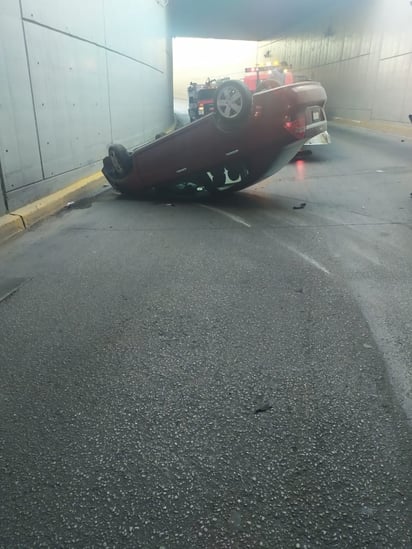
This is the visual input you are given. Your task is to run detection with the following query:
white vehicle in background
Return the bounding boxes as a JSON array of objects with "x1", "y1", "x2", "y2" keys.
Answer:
[
  {"x1": 305, "y1": 128, "x2": 331, "y2": 146},
  {"x1": 295, "y1": 128, "x2": 331, "y2": 158}
]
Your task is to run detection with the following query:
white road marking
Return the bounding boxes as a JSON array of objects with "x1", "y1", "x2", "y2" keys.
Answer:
[
  {"x1": 281, "y1": 242, "x2": 331, "y2": 275},
  {"x1": 200, "y1": 204, "x2": 251, "y2": 228}
]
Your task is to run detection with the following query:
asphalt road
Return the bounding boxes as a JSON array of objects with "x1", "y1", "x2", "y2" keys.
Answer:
[{"x1": 1, "y1": 123, "x2": 412, "y2": 548}]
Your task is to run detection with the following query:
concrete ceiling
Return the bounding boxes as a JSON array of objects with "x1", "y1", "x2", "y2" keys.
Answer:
[{"x1": 169, "y1": 0, "x2": 349, "y2": 41}]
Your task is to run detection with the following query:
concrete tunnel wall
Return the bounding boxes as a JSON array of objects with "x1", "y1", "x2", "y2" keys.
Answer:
[
  {"x1": 0, "y1": 0, "x2": 174, "y2": 214},
  {"x1": 257, "y1": 0, "x2": 412, "y2": 125}
]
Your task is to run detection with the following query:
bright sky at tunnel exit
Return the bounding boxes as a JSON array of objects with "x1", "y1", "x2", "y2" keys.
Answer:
[{"x1": 173, "y1": 37, "x2": 258, "y2": 98}]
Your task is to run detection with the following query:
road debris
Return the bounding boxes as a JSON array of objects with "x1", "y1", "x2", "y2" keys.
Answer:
[{"x1": 254, "y1": 403, "x2": 273, "y2": 414}]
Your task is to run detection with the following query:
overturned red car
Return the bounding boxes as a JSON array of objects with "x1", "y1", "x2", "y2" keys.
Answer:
[{"x1": 102, "y1": 79, "x2": 328, "y2": 196}]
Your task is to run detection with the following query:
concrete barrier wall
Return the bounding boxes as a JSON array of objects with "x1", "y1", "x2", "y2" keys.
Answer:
[
  {"x1": 257, "y1": 0, "x2": 412, "y2": 125},
  {"x1": 0, "y1": 0, "x2": 173, "y2": 211}
]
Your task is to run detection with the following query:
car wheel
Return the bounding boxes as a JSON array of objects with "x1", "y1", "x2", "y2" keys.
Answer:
[
  {"x1": 214, "y1": 80, "x2": 252, "y2": 125},
  {"x1": 108, "y1": 144, "x2": 132, "y2": 177}
]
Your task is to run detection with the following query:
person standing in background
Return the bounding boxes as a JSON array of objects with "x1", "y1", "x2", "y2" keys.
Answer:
[
  {"x1": 284, "y1": 64, "x2": 294, "y2": 85},
  {"x1": 274, "y1": 61, "x2": 287, "y2": 84},
  {"x1": 275, "y1": 61, "x2": 294, "y2": 85}
]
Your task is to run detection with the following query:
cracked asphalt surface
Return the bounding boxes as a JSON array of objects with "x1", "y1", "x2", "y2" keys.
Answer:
[{"x1": 1, "y1": 123, "x2": 412, "y2": 547}]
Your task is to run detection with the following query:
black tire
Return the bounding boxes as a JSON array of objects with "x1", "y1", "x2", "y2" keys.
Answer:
[
  {"x1": 108, "y1": 144, "x2": 132, "y2": 177},
  {"x1": 214, "y1": 80, "x2": 252, "y2": 125}
]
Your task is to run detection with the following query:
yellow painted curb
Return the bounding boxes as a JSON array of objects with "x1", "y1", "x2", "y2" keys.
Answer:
[
  {"x1": 12, "y1": 172, "x2": 105, "y2": 229},
  {"x1": 0, "y1": 214, "x2": 25, "y2": 245},
  {"x1": 332, "y1": 117, "x2": 412, "y2": 139}
]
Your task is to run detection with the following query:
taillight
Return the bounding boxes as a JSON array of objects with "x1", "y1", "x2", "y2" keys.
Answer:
[{"x1": 283, "y1": 114, "x2": 306, "y2": 139}]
